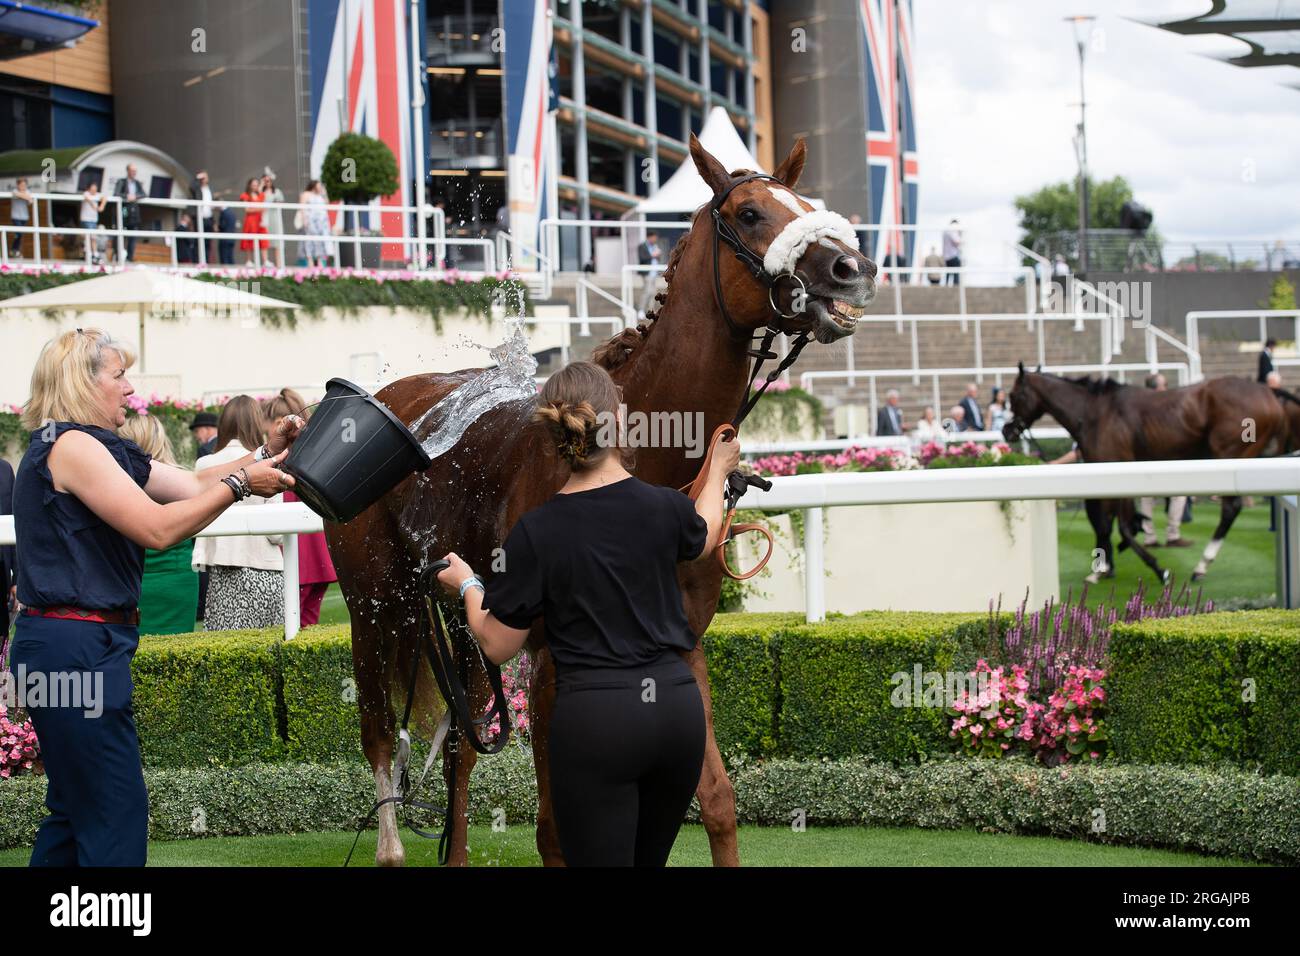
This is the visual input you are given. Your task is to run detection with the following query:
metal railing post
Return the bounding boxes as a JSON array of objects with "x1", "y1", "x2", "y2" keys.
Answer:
[
  {"x1": 283, "y1": 532, "x2": 301, "y2": 639},
  {"x1": 803, "y1": 507, "x2": 825, "y2": 623}
]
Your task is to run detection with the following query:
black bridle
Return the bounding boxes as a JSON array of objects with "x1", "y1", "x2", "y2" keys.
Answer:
[{"x1": 707, "y1": 172, "x2": 815, "y2": 431}]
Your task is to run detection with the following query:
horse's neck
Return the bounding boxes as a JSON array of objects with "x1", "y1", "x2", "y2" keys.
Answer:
[
  {"x1": 1034, "y1": 375, "x2": 1089, "y2": 438},
  {"x1": 616, "y1": 234, "x2": 752, "y2": 487}
]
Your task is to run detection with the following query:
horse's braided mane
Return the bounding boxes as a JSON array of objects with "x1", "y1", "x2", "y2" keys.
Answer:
[{"x1": 592, "y1": 208, "x2": 702, "y2": 371}]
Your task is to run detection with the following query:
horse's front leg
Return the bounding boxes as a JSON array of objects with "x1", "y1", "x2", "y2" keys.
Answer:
[{"x1": 681, "y1": 642, "x2": 739, "y2": 867}]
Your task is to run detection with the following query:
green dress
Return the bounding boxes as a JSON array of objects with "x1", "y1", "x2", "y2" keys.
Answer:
[{"x1": 138, "y1": 539, "x2": 199, "y2": 635}]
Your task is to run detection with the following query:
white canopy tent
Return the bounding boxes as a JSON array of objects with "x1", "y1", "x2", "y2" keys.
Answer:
[{"x1": 631, "y1": 106, "x2": 825, "y2": 217}]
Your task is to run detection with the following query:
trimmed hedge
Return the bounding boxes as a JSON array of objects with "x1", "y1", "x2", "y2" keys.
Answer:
[
  {"x1": 23, "y1": 608, "x2": 1300, "y2": 771},
  {"x1": 1108, "y1": 610, "x2": 1300, "y2": 773},
  {"x1": 1, "y1": 753, "x2": 1293, "y2": 863},
  {"x1": 132, "y1": 629, "x2": 284, "y2": 768},
  {"x1": 777, "y1": 612, "x2": 989, "y2": 762},
  {"x1": 278, "y1": 625, "x2": 368, "y2": 763}
]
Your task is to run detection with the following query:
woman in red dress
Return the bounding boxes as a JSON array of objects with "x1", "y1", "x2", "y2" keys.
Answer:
[{"x1": 239, "y1": 176, "x2": 269, "y2": 264}]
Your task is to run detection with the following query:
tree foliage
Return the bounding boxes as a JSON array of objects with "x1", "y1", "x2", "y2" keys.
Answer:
[{"x1": 320, "y1": 132, "x2": 399, "y2": 205}]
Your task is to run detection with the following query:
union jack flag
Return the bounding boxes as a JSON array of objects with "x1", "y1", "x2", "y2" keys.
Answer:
[{"x1": 861, "y1": 0, "x2": 919, "y2": 265}]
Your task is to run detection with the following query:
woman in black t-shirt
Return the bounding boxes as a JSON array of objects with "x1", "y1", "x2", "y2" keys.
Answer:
[{"x1": 436, "y1": 361, "x2": 738, "y2": 866}]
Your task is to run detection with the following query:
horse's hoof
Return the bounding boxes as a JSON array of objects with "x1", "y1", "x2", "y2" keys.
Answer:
[
  {"x1": 1190, "y1": 572, "x2": 1206, "y2": 583},
  {"x1": 376, "y1": 842, "x2": 406, "y2": 867}
]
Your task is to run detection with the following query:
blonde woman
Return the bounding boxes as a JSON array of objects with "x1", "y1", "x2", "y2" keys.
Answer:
[
  {"x1": 118, "y1": 415, "x2": 199, "y2": 635},
  {"x1": 9, "y1": 328, "x2": 301, "y2": 866},
  {"x1": 193, "y1": 395, "x2": 286, "y2": 631}
]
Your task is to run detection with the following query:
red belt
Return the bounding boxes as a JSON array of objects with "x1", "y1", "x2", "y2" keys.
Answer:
[{"x1": 23, "y1": 605, "x2": 140, "y2": 626}]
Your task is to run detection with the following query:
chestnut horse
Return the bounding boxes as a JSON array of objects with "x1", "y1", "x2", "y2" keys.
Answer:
[
  {"x1": 325, "y1": 135, "x2": 875, "y2": 866},
  {"x1": 1003, "y1": 365, "x2": 1290, "y2": 583}
]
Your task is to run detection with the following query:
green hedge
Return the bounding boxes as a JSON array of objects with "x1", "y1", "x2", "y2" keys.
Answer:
[
  {"x1": 777, "y1": 612, "x2": 989, "y2": 762},
  {"x1": 132, "y1": 629, "x2": 285, "y2": 768},
  {"x1": 2, "y1": 753, "x2": 1293, "y2": 863},
  {"x1": 21, "y1": 608, "x2": 1300, "y2": 772},
  {"x1": 1108, "y1": 610, "x2": 1300, "y2": 773}
]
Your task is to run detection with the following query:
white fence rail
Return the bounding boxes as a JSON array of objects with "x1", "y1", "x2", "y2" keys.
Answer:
[{"x1": 3, "y1": 459, "x2": 1297, "y2": 633}]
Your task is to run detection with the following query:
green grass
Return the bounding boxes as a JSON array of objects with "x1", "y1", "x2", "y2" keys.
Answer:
[
  {"x1": 0, "y1": 825, "x2": 1262, "y2": 867},
  {"x1": 1057, "y1": 499, "x2": 1278, "y2": 610},
  {"x1": 316, "y1": 582, "x2": 351, "y2": 627}
]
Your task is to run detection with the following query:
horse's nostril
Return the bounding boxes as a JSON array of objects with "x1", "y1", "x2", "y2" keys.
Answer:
[{"x1": 832, "y1": 255, "x2": 860, "y2": 282}]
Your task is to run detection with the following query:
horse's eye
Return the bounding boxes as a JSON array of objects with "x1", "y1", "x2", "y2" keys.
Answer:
[{"x1": 738, "y1": 208, "x2": 758, "y2": 226}]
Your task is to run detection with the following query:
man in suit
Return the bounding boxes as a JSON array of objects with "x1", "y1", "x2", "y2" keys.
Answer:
[
  {"x1": 114, "y1": 163, "x2": 145, "y2": 261},
  {"x1": 0, "y1": 459, "x2": 15, "y2": 637},
  {"x1": 637, "y1": 230, "x2": 664, "y2": 316},
  {"x1": 216, "y1": 205, "x2": 237, "y2": 265},
  {"x1": 959, "y1": 382, "x2": 985, "y2": 431},
  {"x1": 1258, "y1": 338, "x2": 1277, "y2": 383},
  {"x1": 876, "y1": 389, "x2": 904, "y2": 436}
]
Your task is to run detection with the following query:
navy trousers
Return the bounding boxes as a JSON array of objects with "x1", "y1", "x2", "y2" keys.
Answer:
[{"x1": 8, "y1": 615, "x2": 148, "y2": 866}]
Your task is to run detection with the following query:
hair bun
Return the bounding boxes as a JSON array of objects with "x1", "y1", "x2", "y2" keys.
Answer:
[{"x1": 536, "y1": 398, "x2": 598, "y2": 466}]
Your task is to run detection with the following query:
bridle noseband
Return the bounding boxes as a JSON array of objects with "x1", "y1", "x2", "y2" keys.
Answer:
[
  {"x1": 707, "y1": 172, "x2": 816, "y2": 431},
  {"x1": 709, "y1": 172, "x2": 806, "y2": 340}
]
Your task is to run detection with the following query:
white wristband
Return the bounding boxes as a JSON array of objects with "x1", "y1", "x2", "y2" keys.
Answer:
[
  {"x1": 459, "y1": 575, "x2": 484, "y2": 600},
  {"x1": 253, "y1": 444, "x2": 269, "y2": 462}
]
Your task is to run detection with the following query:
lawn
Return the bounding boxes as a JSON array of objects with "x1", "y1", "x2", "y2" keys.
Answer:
[
  {"x1": 1056, "y1": 498, "x2": 1278, "y2": 610},
  {"x1": 0, "y1": 825, "x2": 1262, "y2": 867}
]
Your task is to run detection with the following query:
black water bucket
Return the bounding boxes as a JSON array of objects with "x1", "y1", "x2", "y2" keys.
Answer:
[{"x1": 283, "y1": 378, "x2": 431, "y2": 523}]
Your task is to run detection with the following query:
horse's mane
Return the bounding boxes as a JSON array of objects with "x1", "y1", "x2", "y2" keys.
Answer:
[
  {"x1": 1062, "y1": 373, "x2": 1124, "y2": 396},
  {"x1": 592, "y1": 207, "x2": 702, "y2": 371}
]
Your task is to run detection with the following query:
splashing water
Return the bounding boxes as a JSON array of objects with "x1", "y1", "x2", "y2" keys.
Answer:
[{"x1": 409, "y1": 318, "x2": 538, "y2": 461}]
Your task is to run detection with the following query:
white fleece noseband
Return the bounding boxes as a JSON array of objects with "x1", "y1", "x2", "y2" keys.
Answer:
[{"x1": 762, "y1": 202, "x2": 860, "y2": 277}]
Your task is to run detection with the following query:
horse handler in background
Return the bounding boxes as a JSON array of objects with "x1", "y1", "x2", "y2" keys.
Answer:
[
  {"x1": 8, "y1": 328, "x2": 303, "y2": 866},
  {"x1": 436, "y1": 361, "x2": 737, "y2": 866}
]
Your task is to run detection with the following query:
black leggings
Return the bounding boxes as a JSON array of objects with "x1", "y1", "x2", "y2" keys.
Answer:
[{"x1": 549, "y1": 648, "x2": 706, "y2": 866}]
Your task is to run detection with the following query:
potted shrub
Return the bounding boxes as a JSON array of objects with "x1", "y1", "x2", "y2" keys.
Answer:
[{"x1": 320, "y1": 132, "x2": 399, "y2": 270}]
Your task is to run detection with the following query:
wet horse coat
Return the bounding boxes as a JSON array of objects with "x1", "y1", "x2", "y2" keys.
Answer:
[{"x1": 326, "y1": 135, "x2": 875, "y2": 866}]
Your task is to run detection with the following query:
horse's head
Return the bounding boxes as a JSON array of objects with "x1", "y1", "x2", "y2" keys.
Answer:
[
  {"x1": 1003, "y1": 361, "x2": 1046, "y2": 442},
  {"x1": 689, "y1": 135, "x2": 875, "y2": 344}
]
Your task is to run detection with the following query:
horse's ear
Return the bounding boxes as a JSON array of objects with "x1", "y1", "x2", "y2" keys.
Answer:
[
  {"x1": 773, "y1": 137, "x2": 807, "y2": 190},
  {"x1": 689, "y1": 133, "x2": 731, "y2": 197},
  {"x1": 1018, "y1": 360, "x2": 1025, "y2": 376}
]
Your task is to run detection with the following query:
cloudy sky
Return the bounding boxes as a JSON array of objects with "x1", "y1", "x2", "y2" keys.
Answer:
[{"x1": 913, "y1": 0, "x2": 1300, "y2": 271}]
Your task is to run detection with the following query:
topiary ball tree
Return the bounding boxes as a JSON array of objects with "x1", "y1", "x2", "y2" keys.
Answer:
[{"x1": 320, "y1": 132, "x2": 399, "y2": 205}]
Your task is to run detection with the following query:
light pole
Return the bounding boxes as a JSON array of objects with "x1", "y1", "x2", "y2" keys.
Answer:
[{"x1": 1066, "y1": 15, "x2": 1095, "y2": 273}]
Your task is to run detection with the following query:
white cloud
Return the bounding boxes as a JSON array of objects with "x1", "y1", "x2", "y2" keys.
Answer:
[{"x1": 913, "y1": 0, "x2": 1300, "y2": 273}]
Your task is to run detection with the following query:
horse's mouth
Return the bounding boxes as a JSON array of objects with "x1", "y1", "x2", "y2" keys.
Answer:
[{"x1": 805, "y1": 296, "x2": 869, "y2": 342}]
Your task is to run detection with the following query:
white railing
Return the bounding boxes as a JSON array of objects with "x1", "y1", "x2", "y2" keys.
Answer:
[
  {"x1": 1185, "y1": 310, "x2": 1300, "y2": 383},
  {"x1": 742, "y1": 428, "x2": 1074, "y2": 457},
  {"x1": 0, "y1": 502, "x2": 323, "y2": 640},
  {"x1": 742, "y1": 457, "x2": 1300, "y2": 621},
  {"x1": 5, "y1": 458, "x2": 1297, "y2": 632},
  {"x1": 800, "y1": 362, "x2": 1192, "y2": 431},
  {"x1": 0, "y1": 191, "x2": 472, "y2": 273}
]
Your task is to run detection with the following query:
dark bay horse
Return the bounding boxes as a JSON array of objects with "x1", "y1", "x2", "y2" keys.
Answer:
[
  {"x1": 325, "y1": 134, "x2": 875, "y2": 866},
  {"x1": 1004, "y1": 365, "x2": 1290, "y2": 583}
]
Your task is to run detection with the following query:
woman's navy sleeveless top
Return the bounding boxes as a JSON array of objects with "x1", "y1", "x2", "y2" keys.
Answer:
[{"x1": 14, "y1": 422, "x2": 153, "y2": 611}]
